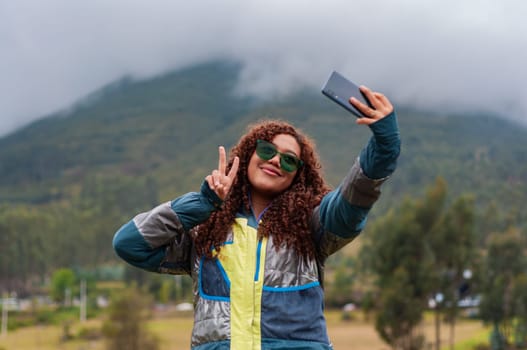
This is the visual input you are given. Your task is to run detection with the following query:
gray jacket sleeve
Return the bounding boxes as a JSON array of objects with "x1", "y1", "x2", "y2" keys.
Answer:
[{"x1": 113, "y1": 181, "x2": 222, "y2": 274}]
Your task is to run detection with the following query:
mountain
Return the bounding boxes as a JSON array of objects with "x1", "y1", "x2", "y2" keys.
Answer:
[
  {"x1": 0, "y1": 61, "x2": 526, "y2": 222},
  {"x1": 2, "y1": 61, "x2": 527, "y2": 292}
]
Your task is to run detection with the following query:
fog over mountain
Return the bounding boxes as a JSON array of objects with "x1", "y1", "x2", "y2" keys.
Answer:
[{"x1": 1, "y1": 0, "x2": 526, "y2": 136}]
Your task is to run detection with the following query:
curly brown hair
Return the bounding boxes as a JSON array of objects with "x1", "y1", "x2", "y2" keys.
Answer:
[{"x1": 194, "y1": 119, "x2": 331, "y2": 259}]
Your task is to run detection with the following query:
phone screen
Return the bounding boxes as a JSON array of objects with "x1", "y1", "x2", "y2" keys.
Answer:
[{"x1": 321, "y1": 71, "x2": 372, "y2": 118}]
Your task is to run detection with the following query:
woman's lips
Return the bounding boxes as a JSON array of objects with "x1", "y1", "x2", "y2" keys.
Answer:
[{"x1": 260, "y1": 166, "x2": 281, "y2": 177}]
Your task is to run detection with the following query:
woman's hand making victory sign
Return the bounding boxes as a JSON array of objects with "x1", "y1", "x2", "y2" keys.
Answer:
[{"x1": 206, "y1": 146, "x2": 239, "y2": 201}]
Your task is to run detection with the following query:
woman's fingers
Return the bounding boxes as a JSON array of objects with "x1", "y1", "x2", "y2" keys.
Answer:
[
  {"x1": 218, "y1": 146, "x2": 226, "y2": 175},
  {"x1": 350, "y1": 86, "x2": 394, "y2": 125},
  {"x1": 371, "y1": 91, "x2": 393, "y2": 111},
  {"x1": 362, "y1": 86, "x2": 393, "y2": 115},
  {"x1": 208, "y1": 147, "x2": 239, "y2": 200},
  {"x1": 212, "y1": 169, "x2": 221, "y2": 187},
  {"x1": 227, "y1": 156, "x2": 240, "y2": 182},
  {"x1": 205, "y1": 175, "x2": 215, "y2": 190}
]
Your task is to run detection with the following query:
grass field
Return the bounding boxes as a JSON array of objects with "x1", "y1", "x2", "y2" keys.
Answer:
[{"x1": 0, "y1": 310, "x2": 489, "y2": 350}]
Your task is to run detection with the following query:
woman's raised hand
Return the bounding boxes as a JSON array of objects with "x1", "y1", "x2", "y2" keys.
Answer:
[
  {"x1": 350, "y1": 86, "x2": 394, "y2": 125},
  {"x1": 205, "y1": 146, "x2": 239, "y2": 200}
]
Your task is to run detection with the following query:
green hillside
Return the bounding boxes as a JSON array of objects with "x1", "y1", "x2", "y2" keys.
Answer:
[
  {"x1": 1, "y1": 61, "x2": 525, "y2": 211},
  {"x1": 0, "y1": 61, "x2": 526, "y2": 290},
  {"x1": 0, "y1": 62, "x2": 254, "y2": 202}
]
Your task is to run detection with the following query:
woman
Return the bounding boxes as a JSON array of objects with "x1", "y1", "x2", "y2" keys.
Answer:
[{"x1": 113, "y1": 86, "x2": 400, "y2": 350}]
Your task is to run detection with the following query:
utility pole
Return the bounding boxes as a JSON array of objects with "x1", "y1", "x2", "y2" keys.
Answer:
[
  {"x1": 175, "y1": 275, "x2": 182, "y2": 301},
  {"x1": 80, "y1": 279, "x2": 86, "y2": 322},
  {"x1": 65, "y1": 288, "x2": 71, "y2": 307},
  {"x1": 1, "y1": 293, "x2": 7, "y2": 337}
]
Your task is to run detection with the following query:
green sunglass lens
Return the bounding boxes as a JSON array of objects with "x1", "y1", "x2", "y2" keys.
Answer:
[
  {"x1": 280, "y1": 155, "x2": 299, "y2": 171},
  {"x1": 256, "y1": 142, "x2": 277, "y2": 160},
  {"x1": 256, "y1": 139, "x2": 302, "y2": 173}
]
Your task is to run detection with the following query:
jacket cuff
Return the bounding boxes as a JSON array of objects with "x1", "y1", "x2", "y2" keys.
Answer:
[
  {"x1": 368, "y1": 110, "x2": 400, "y2": 145},
  {"x1": 200, "y1": 180, "x2": 223, "y2": 210}
]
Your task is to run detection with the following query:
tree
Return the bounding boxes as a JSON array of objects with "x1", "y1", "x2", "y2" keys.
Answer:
[
  {"x1": 479, "y1": 228, "x2": 527, "y2": 348},
  {"x1": 325, "y1": 254, "x2": 356, "y2": 308},
  {"x1": 102, "y1": 285, "x2": 159, "y2": 350},
  {"x1": 512, "y1": 274, "x2": 527, "y2": 348},
  {"x1": 0, "y1": 205, "x2": 53, "y2": 294},
  {"x1": 361, "y1": 177, "x2": 478, "y2": 350},
  {"x1": 428, "y1": 194, "x2": 475, "y2": 350},
  {"x1": 361, "y1": 178, "x2": 444, "y2": 350},
  {"x1": 50, "y1": 268, "x2": 76, "y2": 305},
  {"x1": 375, "y1": 267, "x2": 426, "y2": 350}
]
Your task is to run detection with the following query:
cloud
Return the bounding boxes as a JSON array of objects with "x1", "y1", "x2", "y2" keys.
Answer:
[{"x1": 1, "y1": 0, "x2": 526, "y2": 136}]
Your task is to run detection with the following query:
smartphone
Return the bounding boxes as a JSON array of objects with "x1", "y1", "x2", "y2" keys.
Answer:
[{"x1": 321, "y1": 71, "x2": 372, "y2": 118}]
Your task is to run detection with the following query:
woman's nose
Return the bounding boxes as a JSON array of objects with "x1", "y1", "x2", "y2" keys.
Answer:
[{"x1": 268, "y1": 154, "x2": 281, "y2": 167}]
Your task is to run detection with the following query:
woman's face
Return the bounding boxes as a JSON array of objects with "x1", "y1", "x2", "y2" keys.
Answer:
[{"x1": 247, "y1": 133, "x2": 301, "y2": 200}]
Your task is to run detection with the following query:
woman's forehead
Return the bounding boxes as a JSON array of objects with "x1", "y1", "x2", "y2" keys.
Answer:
[{"x1": 271, "y1": 134, "x2": 301, "y2": 155}]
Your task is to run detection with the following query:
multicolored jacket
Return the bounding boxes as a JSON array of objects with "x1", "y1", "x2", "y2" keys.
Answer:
[{"x1": 113, "y1": 112, "x2": 400, "y2": 350}]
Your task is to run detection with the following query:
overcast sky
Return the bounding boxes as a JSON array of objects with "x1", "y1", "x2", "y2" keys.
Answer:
[{"x1": 1, "y1": 0, "x2": 526, "y2": 137}]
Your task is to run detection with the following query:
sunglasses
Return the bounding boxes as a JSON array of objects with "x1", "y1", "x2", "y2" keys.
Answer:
[{"x1": 255, "y1": 139, "x2": 304, "y2": 173}]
